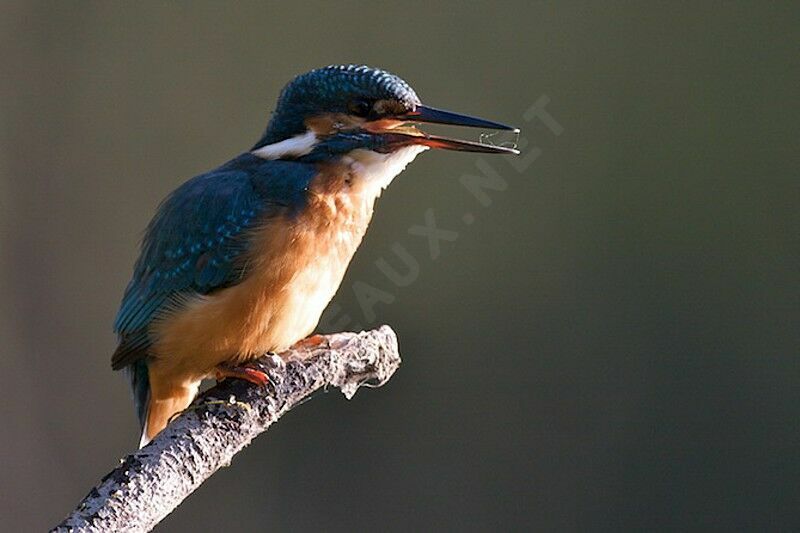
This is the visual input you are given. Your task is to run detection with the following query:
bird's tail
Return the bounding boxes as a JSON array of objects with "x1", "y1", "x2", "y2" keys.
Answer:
[
  {"x1": 129, "y1": 364, "x2": 198, "y2": 448},
  {"x1": 125, "y1": 359, "x2": 152, "y2": 448}
]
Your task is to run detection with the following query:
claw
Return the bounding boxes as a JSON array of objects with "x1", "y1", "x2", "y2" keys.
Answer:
[
  {"x1": 215, "y1": 364, "x2": 269, "y2": 387},
  {"x1": 293, "y1": 334, "x2": 327, "y2": 349}
]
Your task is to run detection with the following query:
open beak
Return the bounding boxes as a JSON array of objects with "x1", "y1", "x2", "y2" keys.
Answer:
[{"x1": 382, "y1": 104, "x2": 520, "y2": 155}]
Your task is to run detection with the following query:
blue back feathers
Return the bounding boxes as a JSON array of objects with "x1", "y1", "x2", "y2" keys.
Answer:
[{"x1": 111, "y1": 153, "x2": 316, "y2": 371}]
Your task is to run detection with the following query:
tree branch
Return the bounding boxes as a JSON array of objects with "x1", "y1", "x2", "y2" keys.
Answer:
[{"x1": 52, "y1": 326, "x2": 400, "y2": 533}]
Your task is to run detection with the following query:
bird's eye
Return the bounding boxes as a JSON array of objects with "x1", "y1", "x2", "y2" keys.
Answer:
[{"x1": 348, "y1": 99, "x2": 373, "y2": 117}]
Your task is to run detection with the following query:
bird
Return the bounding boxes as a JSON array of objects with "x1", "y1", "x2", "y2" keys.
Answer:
[{"x1": 112, "y1": 64, "x2": 519, "y2": 447}]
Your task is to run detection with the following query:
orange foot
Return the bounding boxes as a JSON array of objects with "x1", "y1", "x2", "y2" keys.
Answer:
[
  {"x1": 215, "y1": 363, "x2": 269, "y2": 387},
  {"x1": 293, "y1": 334, "x2": 327, "y2": 349}
]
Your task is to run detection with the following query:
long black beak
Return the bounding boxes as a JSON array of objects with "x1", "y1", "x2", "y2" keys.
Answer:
[
  {"x1": 390, "y1": 104, "x2": 520, "y2": 154},
  {"x1": 380, "y1": 131, "x2": 519, "y2": 154},
  {"x1": 397, "y1": 105, "x2": 519, "y2": 132}
]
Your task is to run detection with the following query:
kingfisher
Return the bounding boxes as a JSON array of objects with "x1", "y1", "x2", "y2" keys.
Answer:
[{"x1": 112, "y1": 64, "x2": 518, "y2": 447}]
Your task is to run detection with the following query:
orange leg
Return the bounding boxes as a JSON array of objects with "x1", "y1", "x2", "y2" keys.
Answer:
[
  {"x1": 293, "y1": 333, "x2": 327, "y2": 349},
  {"x1": 215, "y1": 363, "x2": 269, "y2": 386}
]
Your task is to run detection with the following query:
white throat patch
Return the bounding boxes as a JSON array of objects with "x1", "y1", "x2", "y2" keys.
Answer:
[
  {"x1": 345, "y1": 145, "x2": 429, "y2": 196},
  {"x1": 251, "y1": 130, "x2": 317, "y2": 160},
  {"x1": 251, "y1": 130, "x2": 427, "y2": 197}
]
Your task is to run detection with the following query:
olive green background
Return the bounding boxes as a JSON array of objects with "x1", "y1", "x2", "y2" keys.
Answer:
[{"x1": 1, "y1": 2, "x2": 797, "y2": 531}]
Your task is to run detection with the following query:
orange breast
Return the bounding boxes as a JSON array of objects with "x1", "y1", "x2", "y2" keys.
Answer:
[{"x1": 149, "y1": 165, "x2": 376, "y2": 384}]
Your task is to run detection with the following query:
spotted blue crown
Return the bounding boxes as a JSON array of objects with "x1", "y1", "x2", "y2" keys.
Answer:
[{"x1": 257, "y1": 65, "x2": 421, "y2": 147}]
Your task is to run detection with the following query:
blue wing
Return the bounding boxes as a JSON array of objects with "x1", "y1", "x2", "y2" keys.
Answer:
[{"x1": 111, "y1": 154, "x2": 316, "y2": 370}]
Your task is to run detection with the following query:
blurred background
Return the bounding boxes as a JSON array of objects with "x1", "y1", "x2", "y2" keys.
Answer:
[{"x1": 1, "y1": 2, "x2": 797, "y2": 531}]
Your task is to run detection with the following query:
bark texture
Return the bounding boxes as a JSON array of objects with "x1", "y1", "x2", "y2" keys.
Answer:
[{"x1": 53, "y1": 326, "x2": 400, "y2": 533}]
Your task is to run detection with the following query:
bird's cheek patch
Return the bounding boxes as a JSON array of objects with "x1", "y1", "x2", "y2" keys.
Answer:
[
  {"x1": 362, "y1": 118, "x2": 407, "y2": 133},
  {"x1": 305, "y1": 113, "x2": 364, "y2": 135}
]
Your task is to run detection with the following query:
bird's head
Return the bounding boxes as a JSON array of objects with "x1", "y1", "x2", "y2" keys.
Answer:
[{"x1": 253, "y1": 65, "x2": 518, "y2": 162}]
